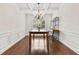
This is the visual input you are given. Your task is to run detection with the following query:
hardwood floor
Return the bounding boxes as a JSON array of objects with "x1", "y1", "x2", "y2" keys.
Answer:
[{"x1": 2, "y1": 36, "x2": 77, "y2": 55}]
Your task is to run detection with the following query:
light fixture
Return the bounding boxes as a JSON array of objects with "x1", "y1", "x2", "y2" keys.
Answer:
[
  {"x1": 35, "y1": 3, "x2": 43, "y2": 19},
  {"x1": 33, "y1": 3, "x2": 45, "y2": 31}
]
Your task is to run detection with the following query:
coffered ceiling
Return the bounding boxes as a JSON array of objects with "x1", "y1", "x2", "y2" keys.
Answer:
[{"x1": 17, "y1": 3, "x2": 62, "y2": 15}]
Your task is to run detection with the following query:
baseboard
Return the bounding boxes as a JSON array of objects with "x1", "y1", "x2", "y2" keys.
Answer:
[
  {"x1": 59, "y1": 40, "x2": 79, "y2": 54},
  {"x1": 0, "y1": 35, "x2": 26, "y2": 55}
]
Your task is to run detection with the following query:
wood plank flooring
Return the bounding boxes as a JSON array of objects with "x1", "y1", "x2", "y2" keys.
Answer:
[{"x1": 2, "y1": 36, "x2": 77, "y2": 55}]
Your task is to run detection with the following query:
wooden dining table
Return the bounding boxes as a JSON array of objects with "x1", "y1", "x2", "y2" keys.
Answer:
[{"x1": 29, "y1": 30, "x2": 49, "y2": 54}]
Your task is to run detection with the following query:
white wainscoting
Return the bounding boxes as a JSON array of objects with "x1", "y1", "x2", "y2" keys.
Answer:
[
  {"x1": 59, "y1": 30, "x2": 79, "y2": 54},
  {"x1": 0, "y1": 30, "x2": 26, "y2": 54}
]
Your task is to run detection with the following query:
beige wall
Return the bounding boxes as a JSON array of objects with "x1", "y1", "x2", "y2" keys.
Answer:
[
  {"x1": 59, "y1": 3, "x2": 79, "y2": 54},
  {"x1": 0, "y1": 4, "x2": 25, "y2": 54},
  {"x1": 0, "y1": 4, "x2": 17, "y2": 33}
]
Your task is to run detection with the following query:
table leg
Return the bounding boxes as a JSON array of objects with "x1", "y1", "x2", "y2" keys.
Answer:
[
  {"x1": 43, "y1": 34, "x2": 45, "y2": 53},
  {"x1": 47, "y1": 33, "x2": 49, "y2": 54},
  {"x1": 33, "y1": 34, "x2": 34, "y2": 40},
  {"x1": 43, "y1": 34, "x2": 45, "y2": 40},
  {"x1": 52, "y1": 31, "x2": 54, "y2": 41},
  {"x1": 29, "y1": 33, "x2": 31, "y2": 54}
]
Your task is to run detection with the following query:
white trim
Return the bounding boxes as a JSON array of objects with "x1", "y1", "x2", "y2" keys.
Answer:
[
  {"x1": 0, "y1": 35, "x2": 25, "y2": 54},
  {"x1": 0, "y1": 30, "x2": 26, "y2": 54},
  {"x1": 59, "y1": 40, "x2": 79, "y2": 54}
]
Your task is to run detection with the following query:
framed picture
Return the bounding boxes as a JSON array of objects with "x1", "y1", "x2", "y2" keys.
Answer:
[{"x1": 53, "y1": 17, "x2": 59, "y2": 30}]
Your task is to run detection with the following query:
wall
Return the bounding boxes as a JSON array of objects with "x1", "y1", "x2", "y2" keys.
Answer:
[
  {"x1": 59, "y1": 3, "x2": 79, "y2": 54},
  {"x1": 0, "y1": 4, "x2": 26, "y2": 54},
  {"x1": 25, "y1": 14, "x2": 34, "y2": 35},
  {"x1": 25, "y1": 12, "x2": 59, "y2": 35},
  {"x1": 25, "y1": 14, "x2": 51, "y2": 35}
]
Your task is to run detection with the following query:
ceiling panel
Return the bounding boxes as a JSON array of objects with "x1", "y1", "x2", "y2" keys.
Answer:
[
  {"x1": 17, "y1": 3, "x2": 61, "y2": 10},
  {"x1": 17, "y1": 3, "x2": 62, "y2": 14}
]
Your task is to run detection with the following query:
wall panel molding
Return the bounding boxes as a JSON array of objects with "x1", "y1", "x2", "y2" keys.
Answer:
[
  {"x1": 0, "y1": 30, "x2": 26, "y2": 54},
  {"x1": 59, "y1": 30, "x2": 79, "y2": 54}
]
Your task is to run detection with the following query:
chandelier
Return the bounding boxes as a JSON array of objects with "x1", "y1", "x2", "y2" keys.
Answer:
[
  {"x1": 33, "y1": 3, "x2": 45, "y2": 31},
  {"x1": 35, "y1": 3, "x2": 43, "y2": 19}
]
